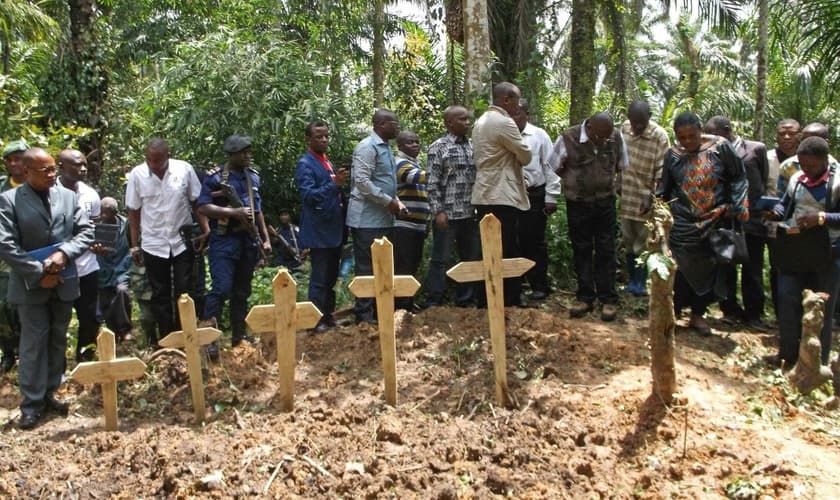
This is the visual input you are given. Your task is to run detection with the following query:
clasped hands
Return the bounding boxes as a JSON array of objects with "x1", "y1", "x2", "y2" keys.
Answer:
[{"x1": 40, "y1": 250, "x2": 68, "y2": 289}]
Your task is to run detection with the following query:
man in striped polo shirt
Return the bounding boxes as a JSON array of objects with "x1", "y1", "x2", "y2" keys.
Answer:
[
  {"x1": 619, "y1": 101, "x2": 670, "y2": 297},
  {"x1": 393, "y1": 131, "x2": 429, "y2": 311}
]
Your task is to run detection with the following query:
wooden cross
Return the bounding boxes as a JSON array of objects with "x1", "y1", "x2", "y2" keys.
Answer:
[
  {"x1": 158, "y1": 294, "x2": 222, "y2": 422},
  {"x1": 446, "y1": 214, "x2": 534, "y2": 407},
  {"x1": 69, "y1": 328, "x2": 146, "y2": 431},
  {"x1": 245, "y1": 269, "x2": 322, "y2": 411},
  {"x1": 348, "y1": 237, "x2": 421, "y2": 406}
]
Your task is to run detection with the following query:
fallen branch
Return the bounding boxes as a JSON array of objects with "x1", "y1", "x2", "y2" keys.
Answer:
[
  {"x1": 147, "y1": 348, "x2": 187, "y2": 363},
  {"x1": 263, "y1": 455, "x2": 295, "y2": 494},
  {"x1": 301, "y1": 455, "x2": 333, "y2": 478},
  {"x1": 410, "y1": 388, "x2": 442, "y2": 411}
]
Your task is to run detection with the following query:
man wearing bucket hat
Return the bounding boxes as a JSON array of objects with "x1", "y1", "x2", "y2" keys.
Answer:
[
  {"x1": 197, "y1": 134, "x2": 271, "y2": 359},
  {"x1": 0, "y1": 139, "x2": 28, "y2": 372}
]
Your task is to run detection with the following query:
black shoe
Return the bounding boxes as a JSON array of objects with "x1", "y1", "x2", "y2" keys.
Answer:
[
  {"x1": 205, "y1": 343, "x2": 220, "y2": 362},
  {"x1": 45, "y1": 394, "x2": 70, "y2": 416},
  {"x1": 231, "y1": 335, "x2": 257, "y2": 348},
  {"x1": 19, "y1": 412, "x2": 41, "y2": 430},
  {"x1": 1, "y1": 352, "x2": 14, "y2": 373},
  {"x1": 324, "y1": 315, "x2": 337, "y2": 328},
  {"x1": 312, "y1": 322, "x2": 331, "y2": 334},
  {"x1": 529, "y1": 290, "x2": 548, "y2": 301}
]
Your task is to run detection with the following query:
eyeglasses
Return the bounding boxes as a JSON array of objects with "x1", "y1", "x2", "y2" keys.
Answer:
[{"x1": 31, "y1": 165, "x2": 57, "y2": 174}]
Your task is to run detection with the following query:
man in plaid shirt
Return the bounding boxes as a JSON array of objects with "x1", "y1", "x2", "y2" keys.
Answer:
[
  {"x1": 619, "y1": 101, "x2": 669, "y2": 297},
  {"x1": 424, "y1": 105, "x2": 482, "y2": 307}
]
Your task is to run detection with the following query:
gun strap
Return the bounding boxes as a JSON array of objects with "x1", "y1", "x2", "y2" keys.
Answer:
[{"x1": 244, "y1": 168, "x2": 257, "y2": 229}]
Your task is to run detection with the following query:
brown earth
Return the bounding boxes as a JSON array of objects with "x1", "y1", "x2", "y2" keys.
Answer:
[{"x1": 1, "y1": 296, "x2": 839, "y2": 498}]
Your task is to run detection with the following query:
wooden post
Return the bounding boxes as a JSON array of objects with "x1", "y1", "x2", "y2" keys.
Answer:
[
  {"x1": 245, "y1": 269, "x2": 321, "y2": 411},
  {"x1": 646, "y1": 199, "x2": 677, "y2": 403},
  {"x1": 348, "y1": 238, "x2": 421, "y2": 406},
  {"x1": 158, "y1": 294, "x2": 222, "y2": 422},
  {"x1": 69, "y1": 328, "x2": 146, "y2": 431},
  {"x1": 446, "y1": 214, "x2": 534, "y2": 407}
]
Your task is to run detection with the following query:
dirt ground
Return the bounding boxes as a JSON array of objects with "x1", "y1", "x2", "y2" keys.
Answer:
[{"x1": 1, "y1": 295, "x2": 839, "y2": 499}]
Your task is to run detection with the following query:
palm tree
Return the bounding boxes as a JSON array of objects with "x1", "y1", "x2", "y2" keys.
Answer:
[{"x1": 0, "y1": 0, "x2": 58, "y2": 75}]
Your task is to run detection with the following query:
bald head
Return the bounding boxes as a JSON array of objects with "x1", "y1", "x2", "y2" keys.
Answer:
[
  {"x1": 585, "y1": 112, "x2": 615, "y2": 146},
  {"x1": 492, "y1": 82, "x2": 522, "y2": 117},
  {"x1": 627, "y1": 101, "x2": 651, "y2": 136},
  {"x1": 372, "y1": 109, "x2": 399, "y2": 141},
  {"x1": 22, "y1": 148, "x2": 56, "y2": 192},
  {"x1": 704, "y1": 115, "x2": 733, "y2": 141},
  {"x1": 802, "y1": 122, "x2": 829, "y2": 142},
  {"x1": 443, "y1": 105, "x2": 470, "y2": 137},
  {"x1": 101, "y1": 196, "x2": 119, "y2": 223}
]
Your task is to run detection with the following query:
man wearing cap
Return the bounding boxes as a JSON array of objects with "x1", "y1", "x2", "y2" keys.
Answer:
[
  {"x1": 126, "y1": 138, "x2": 209, "y2": 348},
  {"x1": 0, "y1": 148, "x2": 95, "y2": 429},
  {"x1": 197, "y1": 134, "x2": 271, "y2": 355},
  {"x1": 0, "y1": 139, "x2": 28, "y2": 372}
]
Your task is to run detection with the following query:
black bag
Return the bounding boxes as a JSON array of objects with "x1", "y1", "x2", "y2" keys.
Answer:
[
  {"x1": 774, "y1": 225, "x2": 831, "y2": 273},
  {"x1": 710, "y1": 219, "x2": 749, "y2": 265}
]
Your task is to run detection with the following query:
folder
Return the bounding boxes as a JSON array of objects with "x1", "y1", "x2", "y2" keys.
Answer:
[{"x1": 27, "y1": 243, "x2": 78, "y2": 280}]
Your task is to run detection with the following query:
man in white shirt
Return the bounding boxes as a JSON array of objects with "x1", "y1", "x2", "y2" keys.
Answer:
[
  {"x1": 513, "y1": 99, "x2": 561, "y2": 301},
  {"x1": 125, "y1": 139, "x2": 209, "y2": 347},
  {"x1": 57, "y1": 150, "x2": 102, "y2": 361}
]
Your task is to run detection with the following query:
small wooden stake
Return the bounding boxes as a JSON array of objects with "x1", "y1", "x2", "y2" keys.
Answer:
[
  {"x1": 158, "y1": 294, "x2": 222, "y2": 422},
  {"x1": 245, "y1": 270, "x2": 321, "y2": 411},
  {"x1": 446, "y1": 214, "x2": 534, "y2": 407},
  {"x1": 69, "y1": 328, "x2": 146, "y2": 431},
  {"x1": 348, "y1": 237, "x2": 420, "y2": 406}
]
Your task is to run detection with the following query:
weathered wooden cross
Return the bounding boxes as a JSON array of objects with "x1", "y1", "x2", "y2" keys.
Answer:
[
  {"x1": 446, "y1": 214, "x2": 534, "y2": 407},
  {"x1": 69, "y1": 328, "x2": 147, "y2": 431},
  {"x1": 245, "y1": 269, "x2": 322, "y2": 411},
  {"x1": 158, "y1": 294, "x2": 222, "y2": 422},
  {"x1": 348, "y1": 237, "x2": 421, "y2": 406}
]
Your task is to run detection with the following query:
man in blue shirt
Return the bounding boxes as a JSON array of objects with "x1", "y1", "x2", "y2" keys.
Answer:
[
  {"x1": 197, "y1": 135, "x2": 272, "y2": 357},
  {"x1": 346, "y1": 109, "x2": 405, "y2": 324}
]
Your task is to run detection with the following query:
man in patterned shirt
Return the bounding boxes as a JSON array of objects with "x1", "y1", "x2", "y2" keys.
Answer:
[
  {"x1": 619, "y1": 101, "x2": 669, "y2": 297},
  {"x1": 424, "y1": 105, "x2": 482, "y2": 307}
]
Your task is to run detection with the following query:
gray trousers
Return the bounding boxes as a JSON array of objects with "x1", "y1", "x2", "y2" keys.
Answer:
[{"x1": 17, "y1": 298, "x2": 72, "y2": 416}]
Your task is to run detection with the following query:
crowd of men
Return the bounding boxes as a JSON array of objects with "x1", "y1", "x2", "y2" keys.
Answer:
[{"x1": 1, "y1": 80, "x2": 837, "y2": 430}]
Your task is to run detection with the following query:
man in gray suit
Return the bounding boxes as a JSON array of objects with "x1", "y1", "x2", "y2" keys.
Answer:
[{"x1": 0, "y1": 148, "x2": 94, "y2": 430}]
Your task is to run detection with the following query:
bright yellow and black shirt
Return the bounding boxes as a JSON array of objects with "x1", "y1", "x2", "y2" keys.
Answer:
[{"x1": 395, "y1": 151, "x2": 429, "y2": 233}]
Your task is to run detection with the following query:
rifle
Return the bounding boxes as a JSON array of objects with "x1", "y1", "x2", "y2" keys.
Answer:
[
  {"x1": 270, "y1": 226, "x2": 303, "y2": 267},
  {"x1": 219, "y1": 182, "x2": 267, "y2": 261}
]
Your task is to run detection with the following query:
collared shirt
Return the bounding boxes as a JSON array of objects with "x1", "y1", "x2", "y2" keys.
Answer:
[
  {"x1": 619, "y1": 120, "x2": 669, "y2": 221},
  {"x1": 470, "y1": 105, "x2": 532, "y2": 210},
  {"x1": 426, "y1": 132, "x2": 476, "y2": 220},
  {"x1": 125, "y1": 158, "x2": 201, "y2": 258},
  {"x1": 550, "y1": 120, "x2": 630, "y2": 172},
  {"x1": 778, "y1": 153, "x2": 839, "y2": 195},
  {"x1": 346, "y1": 131, "x2": 397, "y2": 229},
  {"x1": 395, "y1": 151, "x2": 429, "y2": 232},
  {"x1": 74, "y1": 181, "x2": 101, "y2": 277},
  {"x1": 521, "y1": 122, "x2": 562, "y2": 203}
]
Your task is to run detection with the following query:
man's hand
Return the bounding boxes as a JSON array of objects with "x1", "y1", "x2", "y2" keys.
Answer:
[
  {"x1": 543, "y1": 203, "x2": 557, "y2": 216},
  {"x1": 89, "y1": 242, "x2": 110, "y2": 256},
  {"x1": 639, "y1": 195, "x2": 653, "y2": 215},
  {"x1": 131, "y1": 247, "x2": 144, "y2": 267},
  {"x1": 334, "y1": 168, "x2": 349, "y2": 187},
  {"x1": 434, "y1": 212, "x2": 449, "y2": 231},
  {"x1": 44, "y1": 251, "x2": 68, "y2": 274},
  {"x1": 387, "y1": 198, "x2": 407, "y2": 216},
  {"x1": 796, "y1": 212, "x2": 821, "y2": 229},
  {"x1": 39, "y1": 273, "x2": 63, "y2": 289},
  {"x1": 262, "y1": 239, "x2": 272, "y2": 255},
  {"x1": 231, "y1": 207, "x2": 253, "y2": 222},
  {"x1": 193, "y1": 231, "x2": 210, "y2": 253}
]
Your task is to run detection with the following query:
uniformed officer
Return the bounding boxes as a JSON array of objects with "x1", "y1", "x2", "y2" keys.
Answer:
[
  {"x1": 0, "y1": 139, "x2": 28, "y2": 373},
  {"x1": 197, "y1": 135, "x2": 272, "y2": 357}
]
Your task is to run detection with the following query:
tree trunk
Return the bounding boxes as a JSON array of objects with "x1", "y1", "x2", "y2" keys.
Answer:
[
  {"x1": 788, "y1": 290, "x2": 833, "y2": 394},
  {"x1": 569, "y1": 0, "x2": 596, "y2": 124},
  {"x1": 372, "y1": 0, "x2": 385, "y2": 108},
  {"x1": 752, "y1": 0, "x2": 768, "y2": 141},
  {"x1": 462, "y1": 0, "x2": 491, "y2": 107},
  {"x1": 647, "y1": 199, "x2": 677, "y2": 403},
  {"x1": 604, "y1": 0, "x2": 629, "y2": 107}
]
